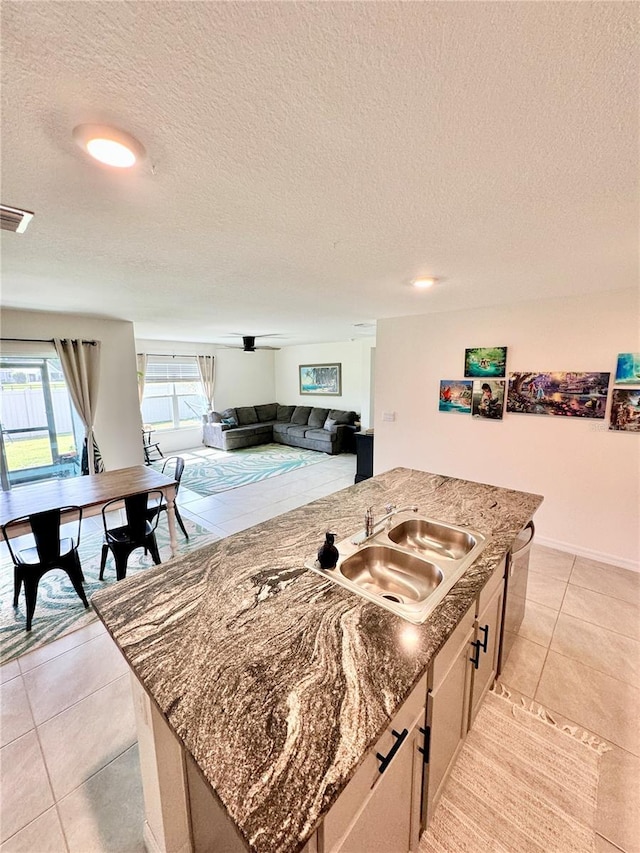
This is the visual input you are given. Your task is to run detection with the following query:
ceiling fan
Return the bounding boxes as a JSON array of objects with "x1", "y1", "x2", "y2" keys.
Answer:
[{"x1": 221, "y1": 334, "x2": 282, "y2": 352}]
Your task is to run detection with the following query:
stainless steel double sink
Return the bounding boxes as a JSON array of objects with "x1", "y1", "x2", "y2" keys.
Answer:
[{"x1": 305, "y1": 512, "x2": 489, "y2": 623}]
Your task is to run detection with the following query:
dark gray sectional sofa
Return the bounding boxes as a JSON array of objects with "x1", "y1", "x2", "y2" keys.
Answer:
[{"x1": 202, "y1": 403, "x2": 358, "y2": 454}]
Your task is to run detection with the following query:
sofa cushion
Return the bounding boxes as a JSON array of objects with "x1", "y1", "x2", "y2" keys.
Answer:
[
  {"x1": 286, "y1": 425, "x2": 309, "y2": 437},
  {"x1": 291, "y1": 406, "x2": 312, "y2": 425},
  {"x1": 209, "y1": 411, "x2": 223, "y2": 423},
  {"x1": 232, "y1": 424, "x2": 269, "y2": 438},
  {"x1": 329, "y1": 409, "x2": 356, "y2": 425},
  {"x1": 308, "y1": 407, "x2": 330, "y2": 428},
  {"x1": 305, "y1": 428, "x2": 337, "y2": 443},
  {"x1": 276, "y1": 404, "x2": 295, "y2": 422},
  {"x1": 272, "y1": 422, "x2": 292, "y2": 437},
  {"x1": 236, "y1": 406, "x2": 258, "y2": 425},
  {"x1": 255, "y1": 403, "x2": 278, "y2": 423},
  {"x1": 221, "y1": 407, "x2": 238, "y2": 425}
]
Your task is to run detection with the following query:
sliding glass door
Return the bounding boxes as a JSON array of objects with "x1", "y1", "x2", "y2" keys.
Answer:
[{"x1": 0, "y1": 357, "x2": 81, "y2": 488}]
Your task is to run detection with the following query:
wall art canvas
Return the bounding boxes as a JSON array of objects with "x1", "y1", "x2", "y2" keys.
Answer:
[
  {"x1": 609, "y1": 388, "x2": 640, "y2": 432},
  {"x1": 614, "y1": 353, "x2": 640, "y2": 385},
  {"x1": 299, "y1": 363, "x2": 341, "y2": 396},
  {"x1": 507, "y1": 372, "x2": 610, "y2": 418},
  {"x1": 439, "y1": 380, "x2": 472, "y2": 414},
  {"x1": 472, "y1": 380, "x2": 505, "y2": 420},
  {"x1": 464, "y1": 347, "x2": 507, "y2": 378}
]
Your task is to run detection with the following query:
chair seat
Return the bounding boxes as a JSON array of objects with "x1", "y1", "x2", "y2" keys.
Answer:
[
  {"x1": 16, "y1": 538, "x2": 76, "y2": 566},
  {"x1": 105, "y1": 522, "x2": 155, "y2": 545}
]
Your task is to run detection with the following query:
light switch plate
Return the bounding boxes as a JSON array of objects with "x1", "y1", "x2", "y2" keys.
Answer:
[{"x1": 382, "y1": 411, "x2": 396, "y2": 422}]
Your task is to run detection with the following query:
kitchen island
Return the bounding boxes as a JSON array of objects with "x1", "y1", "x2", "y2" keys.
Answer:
[{"x1": 92, "y1": 467, "x2": 543, "y2": 853}]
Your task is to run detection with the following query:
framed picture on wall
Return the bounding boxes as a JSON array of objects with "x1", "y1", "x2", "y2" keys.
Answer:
[
  {"x1": 614, "y1": 353, "x2": 640, "y2": 385},
  {"x1": 299, "y1": 363, "x2": 342, "y2": 396},
  {"x1": 464, "y1": 346, "x2": 507, "y2": 378},
  {"x1": 506, "y1": 371, "x2": 610, "y2": 418}
]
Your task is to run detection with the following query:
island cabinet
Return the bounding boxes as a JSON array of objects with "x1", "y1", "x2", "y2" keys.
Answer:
[
  {"x1": 321, "y1": 672, "x2": 428, "y2": 853},
  {"x1": 421, "y1": 557, "x2": 506, "y2": 828},
  {"x1": 421, "y1": 601, "x2": 475, "y2": 828},
  {"x1": 468, "y1": 557, "x2": 506, "y2": 727}
]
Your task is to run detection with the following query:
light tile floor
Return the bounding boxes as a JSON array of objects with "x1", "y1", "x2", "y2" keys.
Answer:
[
  {"x1": 1, "y1": 456, "x2": 638, "y2": 852},
  {"x1": 498, "y1": 545, "x2": 640, "y2": 853}
]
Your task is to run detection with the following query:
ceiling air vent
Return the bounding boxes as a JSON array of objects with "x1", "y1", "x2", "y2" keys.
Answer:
[{"x1": 1, "y1": 204, "x2": 34, "y2": 234}]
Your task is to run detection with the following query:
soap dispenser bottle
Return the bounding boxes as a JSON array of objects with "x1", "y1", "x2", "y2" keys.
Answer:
[{"x1": 317, "y1": 532, "x2": 339, "y2": 569}]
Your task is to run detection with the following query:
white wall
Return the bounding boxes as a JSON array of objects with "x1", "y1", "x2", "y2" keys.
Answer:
[
  {"x1": 135, "y1": 340, "x2": 276, "y2": 453},
  {"x1": 2, "y1": 309, "x2": 142, "y2": 469},
  {"x1": 375, "y1": 290, "x2": 640, "y2": 570},
  {"x1": 274, "y1": 340, "x2": 375, "y2": 422}
]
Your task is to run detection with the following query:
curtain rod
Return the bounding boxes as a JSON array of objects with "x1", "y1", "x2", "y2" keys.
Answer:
[
  {"x1": 1, "y1": 337, "x2": 98, "y2": 345},
  {"x1": 139, "y1": 353, "x2": 213, "y2": 357}
]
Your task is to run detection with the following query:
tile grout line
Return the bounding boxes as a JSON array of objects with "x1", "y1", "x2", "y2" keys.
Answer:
[
  {"x1": 16, "y1": 625, "x2": 107, "y2": 677},
  {"x1": 17, "y1": 670, "x2": 72, "y2": 853},
  {"x1": 26, "y1": 668, "x2": 132, "y2": 730},
  {"x1": 530, "y1": 559, "x2": 572, "y2": 700}
]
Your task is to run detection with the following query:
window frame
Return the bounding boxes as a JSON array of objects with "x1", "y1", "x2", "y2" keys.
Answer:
[{"x1": 141, "y1": 355, "x2": 206, "y2": 431}]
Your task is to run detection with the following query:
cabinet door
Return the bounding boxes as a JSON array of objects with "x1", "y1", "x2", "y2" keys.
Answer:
[
  {"x1": 334, "y1": 713, "x2": 422, "y2": 853},
  {"x1": 469, "y1": 581, "x2": 504, "y2": 726},
  {"x1": 422, "y1": 626, "x2": 474, "y2": 829}
]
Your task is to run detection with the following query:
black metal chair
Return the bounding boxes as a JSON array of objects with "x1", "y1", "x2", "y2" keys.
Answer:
[
  {"x1": 146, "y1": 457, "x2": 189, "y2": 540},
  {"x1": 142, "y1": 428, "x2": 163, "y2": 465},
  {"x1": 99, "y1": 490, "x2": 164, "y2": 581},
  {"x1": 1, "y1": 506, "x2": 89, "y2": 632}
]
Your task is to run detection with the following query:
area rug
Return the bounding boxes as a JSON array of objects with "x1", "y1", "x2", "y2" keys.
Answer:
[
  {"x1": 419, "y1": 685, "x2": 609, "y2": 853},
  {"x1": 0, "y1": 517, "x2": 216, "y2": 665},
  {"x1": 169, "y1": 443, "x2": 327, "y2": 496}
]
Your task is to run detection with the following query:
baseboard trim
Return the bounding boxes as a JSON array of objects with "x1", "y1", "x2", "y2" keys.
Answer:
[{"x1": 535, "y1": 535, "x2": 640, "y2": 573}]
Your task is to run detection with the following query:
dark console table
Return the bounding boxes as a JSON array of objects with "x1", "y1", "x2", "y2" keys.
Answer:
[{"x1": 354, "y1": 432, "x2": 374, "y2": 483}]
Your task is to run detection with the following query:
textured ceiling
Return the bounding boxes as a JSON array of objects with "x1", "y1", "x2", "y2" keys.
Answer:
[{"x1": 1, "y1": 1, "x2": 637, "y2": 345}]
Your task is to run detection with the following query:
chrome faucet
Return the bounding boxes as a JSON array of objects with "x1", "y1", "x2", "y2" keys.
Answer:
[{"x1": 353, "y1": 504, "x2": 419, "y2": 545}]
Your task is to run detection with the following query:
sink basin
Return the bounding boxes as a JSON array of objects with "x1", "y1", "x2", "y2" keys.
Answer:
[
  {"x1": 387, "y1": 518, "x2": 478, "y2": 561},
  {"x1": 339, "y1": 545, "x2": 443, "y2": 604},
  {"x1": 305, "y1": 512, "x2": 489, "y2": 624}
]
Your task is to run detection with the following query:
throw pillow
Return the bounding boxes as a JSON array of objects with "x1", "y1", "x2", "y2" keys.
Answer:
[
  {"x1": 324, "y1": 417, "x2": 338, "y2": 434},
  {"x1": 221, "y1": 407, "x2": 238, "y2": 423},
  {"x1": 221, "y1": 416, "x2": 237, "y2": 426}
]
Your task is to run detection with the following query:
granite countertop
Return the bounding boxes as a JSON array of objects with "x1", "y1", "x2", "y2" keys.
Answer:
[{"x1": 92, "y1": 467, "x2": 543, "y2": 853}]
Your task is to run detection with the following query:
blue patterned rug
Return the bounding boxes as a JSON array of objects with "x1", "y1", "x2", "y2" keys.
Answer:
[
  {"x1": 0, "y1": 517, "x2": 215, "y2": 665},
  {"x1": 171, "y1": 443, "x2": 328, "y2": 496}
]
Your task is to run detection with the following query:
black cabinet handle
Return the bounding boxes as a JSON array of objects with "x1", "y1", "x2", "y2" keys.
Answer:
[
  {"x1": 376, "y1": 728, "x2": 408, "y2": 774},
  {"x1": 418, "y1": 725, "x2": 431, "y2": 764},
  {"x1": 470, "y1": 639, "x2": 481, "y2": 669},
  {"x1": 479, "y1": 624, "x2": 489, "y2": 653}
]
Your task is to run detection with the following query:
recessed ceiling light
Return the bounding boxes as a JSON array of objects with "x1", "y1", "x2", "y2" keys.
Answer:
[
  {"x1": 73, "y1": 124, "x2": 145, "y2": 168},
  {"x1": 412, "y1": 278, "x2": 436, "y2": 289}
]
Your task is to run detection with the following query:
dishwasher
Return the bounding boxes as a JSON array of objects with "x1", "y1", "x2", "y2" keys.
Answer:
[{"x1": 498, "y1": 520, "x2": 534, "y2": 673}]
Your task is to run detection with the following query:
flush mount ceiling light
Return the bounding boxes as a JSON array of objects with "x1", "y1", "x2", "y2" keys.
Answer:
[
  {"x1": 73, "y1": 124, "x2": 145, "y2": 168},
  {"x1": 412, "y1": 277, "x2": 436, "y2": 290}
]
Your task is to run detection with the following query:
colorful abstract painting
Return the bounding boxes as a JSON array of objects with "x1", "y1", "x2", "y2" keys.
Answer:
[
  {"x1": 472, "y1": 380, "x2": 505, "y2": 420},
  {"x1": 609, "y1": 388, "x2": 640, "y2": 432},
  {"x1": 439, "y1": 380, "x2": 472, "y2": 414},
  {"x1": 614, "y1": 353, "x2": 640, "y2": 385},
  {"x1": 464, "y1": 347, "x2": 507, "y2": 378},
  {"x1": 507, "y1": 372, "x2": 610, "y2": 418}
]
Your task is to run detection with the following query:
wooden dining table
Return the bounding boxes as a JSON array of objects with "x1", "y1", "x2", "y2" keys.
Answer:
[{"x1": 0, "y1": 465, "x2": 179, "y2": 557}]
